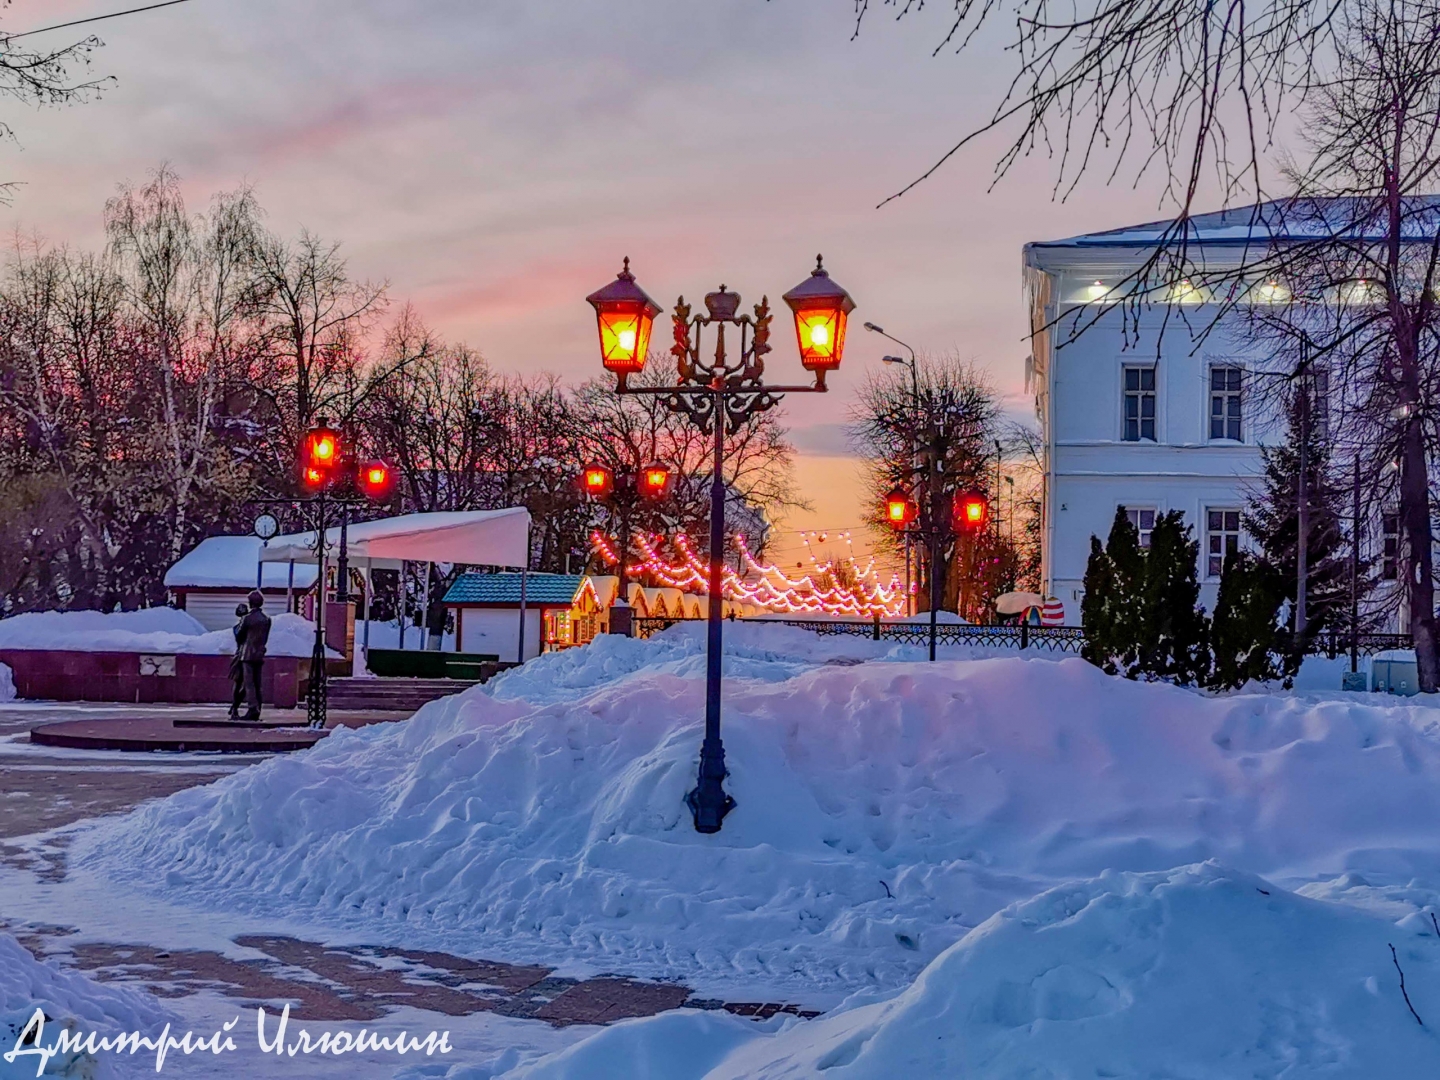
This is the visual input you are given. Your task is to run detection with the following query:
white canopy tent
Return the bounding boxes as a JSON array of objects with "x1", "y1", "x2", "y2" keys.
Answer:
[
  {"x1": 260, "y1": 508, "x2": 533, "y2": 670},
  {"x1": 258, "y1": 508, "x2": 531, "y2": 570}
]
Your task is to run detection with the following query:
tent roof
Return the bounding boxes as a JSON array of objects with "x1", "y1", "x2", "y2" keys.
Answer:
[
  {"x1": 443, "y1": 572, "x2": 582, "y2": 606},
  {"x1": 259, "y1": 508, "x2": 531, "y2": 570},
  {"x1": 166, "y1": 536, "x2": 320, "y2": 590}
]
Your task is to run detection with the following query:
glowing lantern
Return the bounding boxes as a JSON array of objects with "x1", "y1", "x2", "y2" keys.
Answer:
[
  {"x1": 954, "y1": 490, "x2": 989, "y2": 533},
  {"x1": 580, "y1": 464, "x2": 614, "y2": 499},
  {"x1": 639, "y1": 464, "x2": 671, "y2": 500},
  {"x1": 782, "y1": 255, "x2": 856, "y2": 374},
  {"x1": 299, "y1": 422, "x2": 341, "y2": 490},
  {"x1": 586, "y1": 257, "x2": 661, "y2": 376},
  {"x1": 358, "y1": 460, "x2": 395, "y2": 502},
  {"x1": 884, "y1": 488, "x2": 915, "y2": 529}
]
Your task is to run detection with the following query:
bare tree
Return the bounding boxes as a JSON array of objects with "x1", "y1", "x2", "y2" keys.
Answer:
[
  {"x1": 851, "y1": 352, "x2": 1017, "y2": 616},
  {"x1": 249, "y1": 229, "x2": 389, "y2": 463},
  {"x1": 573, "y1": 358, "x2": 803, "y2": 563},
  {"x1": 105, "y1": 167, "x2": 265, "y2": 560},
  {"x1": 1207, "y1": 0, "x2": 1440, "y2": 687}
]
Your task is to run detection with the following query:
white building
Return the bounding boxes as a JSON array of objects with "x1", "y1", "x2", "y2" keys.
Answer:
[{"x1": 1024, "y1": 208, "x2": 1297, "y2": 617}]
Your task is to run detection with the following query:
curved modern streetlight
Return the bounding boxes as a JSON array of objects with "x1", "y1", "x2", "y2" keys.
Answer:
[{"x1": 587, "y1": 256, "x2": 856, "y2": 833}]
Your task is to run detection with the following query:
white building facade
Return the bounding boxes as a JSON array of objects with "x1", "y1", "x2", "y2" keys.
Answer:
[{"x1": 1024, "y1": 213, "x2": 1287, "y2": 617}]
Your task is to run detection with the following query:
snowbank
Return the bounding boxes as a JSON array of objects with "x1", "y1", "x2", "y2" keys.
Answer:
[
  {"x1": 86, "y1": 623, "x2": 1440, "y2": 1000},
  {"x1": 0, "y1": 932, "x2": 170, "y2": 1080},
  {"x1": 0, "y1": 663, "x2": 14, "y2": 703},
  {"x1": 481, "y1": 864, "x2": 1440, "y2": 1079},
  {"x1": 0, "y1": 608, "x2": 330, "y2": 657}
]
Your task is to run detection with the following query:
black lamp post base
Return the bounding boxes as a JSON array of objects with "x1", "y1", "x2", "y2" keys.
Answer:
[{"x1": 686, "y1": 737, "x2": 736, "y2": 833}]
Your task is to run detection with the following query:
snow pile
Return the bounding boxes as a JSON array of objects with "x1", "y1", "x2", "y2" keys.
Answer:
[
  {"x1": 0, "y1": 932, "x2": 170, "y2": 1080},
  {"x1": 481, "y1": 864, "x2": 1440, "y2": 1079},
  {"x1": 0, "y1": 663, "x2": 14, "y2": 703},
  {"x1": 87, "y1": 626, "x2": 1440, "y2": 999},
  {"x1": 0, "y1": 608, "x2": 330, "y2": 657}
]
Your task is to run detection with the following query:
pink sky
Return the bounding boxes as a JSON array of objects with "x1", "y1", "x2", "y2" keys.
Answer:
[{"x1": 0, "y1": 0, "x2": 1181, "y2": 562}]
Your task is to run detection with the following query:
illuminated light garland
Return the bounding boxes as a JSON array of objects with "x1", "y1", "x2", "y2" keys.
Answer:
[{"x1": 589, "y1": 531, "x2": 905, "y2": 618}]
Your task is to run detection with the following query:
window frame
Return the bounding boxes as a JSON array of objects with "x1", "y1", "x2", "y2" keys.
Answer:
[
  {"x1": 1205, "y1": 507, "x2": 1242, "y2": 579},
  {"x1": 1382, "y1": 511, "x2": 1400, "y2": 581},
  {"x1": 1208, "y1": 365, "x2": 1244, "y2": 443},
  {"x1": 1124, "y1": 506, "x2": 1158, "y2": 549},
  {"x1": 1122, "y1": 364, "x2": 1158, "y2": 443}
]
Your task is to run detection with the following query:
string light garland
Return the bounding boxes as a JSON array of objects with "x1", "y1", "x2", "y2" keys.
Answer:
[{"x1": 590, "y1": 531, "x2": 905, "y2": 617}]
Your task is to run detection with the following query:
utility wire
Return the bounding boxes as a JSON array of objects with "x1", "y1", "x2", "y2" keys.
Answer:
[{"x1": 5, "y1": 0, "x2": 198, "y2": 41}]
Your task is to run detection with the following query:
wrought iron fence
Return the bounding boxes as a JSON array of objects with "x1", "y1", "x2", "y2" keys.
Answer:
[
  {"x1": 632, "y1": 617, "x2": 1412, "y2": 659},
  {"x1": 632, "y1": 617, "x2": 1088, "y2": 652}
]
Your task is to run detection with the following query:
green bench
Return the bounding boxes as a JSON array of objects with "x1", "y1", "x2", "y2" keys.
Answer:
[{"x1": 366, "y1": 648, "x2": 500, "y2": 679}]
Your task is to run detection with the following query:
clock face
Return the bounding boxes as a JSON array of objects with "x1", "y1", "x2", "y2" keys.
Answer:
[{"x1": 253, "y1": 513, "x2": 280, "y2": 540}]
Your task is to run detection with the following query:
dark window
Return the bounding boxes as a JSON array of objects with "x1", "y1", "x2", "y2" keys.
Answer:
[
  {"x1": 1210, "y1": 366, "x2": 1243, "y2": 441},
  {"x1": 1126, "y1": 507, "x2": 1156, "y2": 548},
  {"x1": 1124, "y1": 366, "x2": 1156, "y2": 442},
  {"x1": 1382, "y1": 513, "x2": 1399, "y2": 580},
  {"x1": 1309, "y1": 367, "x2": 1330, "y2": 440},
  {"x1": 1206, "y1": 508, "x2": 1241, "y2": 577}
]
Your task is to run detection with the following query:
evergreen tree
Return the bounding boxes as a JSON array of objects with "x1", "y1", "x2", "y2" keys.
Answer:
[
  {"x1": 1082, "y1": 507, "x2": 1209, "y2": 684},
  {"x1": 1082, "y1": 508, "x2": 1142, "y2": 674},
  {"x1": 1243, "y1": 392, "x2": 1353, "y2": 650},
  {"x1": 1209, "y1": 550, "x2": 1296, "y2": 689},
  {"x1": 1082, "y1": 534, "x2": 1119, "y2": 674},
  {"x1": 1139, "y1": 511, "x2": 1210, "y2": 684}
]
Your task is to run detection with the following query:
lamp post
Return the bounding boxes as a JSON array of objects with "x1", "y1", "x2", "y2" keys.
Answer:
[
  {"x1": 885, "y1": 483, "x2": 988, "y2": 659},
  {"x1": 587, "y1": 255, "x2": 855, "y2": 833},
  {"x1": 865, "y1": 322, "x2": 921, "y2": 616},
  {"x1": 294, "y1": 421, "x2": 395, "y2": 728},
  {"x1": 579, "y1": 462, "x2": 673, "y2": 636}
]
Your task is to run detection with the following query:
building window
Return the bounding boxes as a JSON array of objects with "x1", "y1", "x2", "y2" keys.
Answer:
[
  {"x1": 1206, "y1": 508, "x2": 1241, "y2": 577},
  {"x1": 1123, "y1": 366, "x2": 1156, "y2": 442},
  {"x1": 1209, "y1": 366, "x2": 1243, "y2": 441},
  {"x1": 1382, "y1": 512, "x2": 1399, "y2": 580},
  {"x1": 1309, "y1": 367, "x2": 1330, "y2": 440},
  {"x1": 1125, "y1": 507, "x2": 1156, "y2": 549}
]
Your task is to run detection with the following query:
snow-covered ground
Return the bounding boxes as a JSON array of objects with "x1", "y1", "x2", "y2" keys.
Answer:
[
  {"x1": 59, "y1": 623, "x2": 1440, "y2": 1074},
  {"x1": 0, "y1": 931, "x2": 173, "y2": 1080},
  {"x1": 0, "y1": 608, "x2": 328, "y2": 658}
]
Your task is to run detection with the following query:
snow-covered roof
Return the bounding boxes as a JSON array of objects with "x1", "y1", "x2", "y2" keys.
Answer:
[
  {"x1": 259, "y1": 508, "x2": 531, "y2": 570},
  {"x1": 1027, "y1": 196, "x2": 1440, "y2": 253},
  {"x1": 443, "y1": 572, "x2": 583, "y2": 606},
  {"x1": 164, "y1": 536, "x2": 319, "y2": 591}
]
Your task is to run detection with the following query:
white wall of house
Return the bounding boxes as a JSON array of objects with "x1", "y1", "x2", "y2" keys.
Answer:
[
  {"x1": 1026, "y1": 257, "x2": 1281, "y2": 618},
  {"x1": 457, "y1": 607, "x2": 543, "y2": 662}
]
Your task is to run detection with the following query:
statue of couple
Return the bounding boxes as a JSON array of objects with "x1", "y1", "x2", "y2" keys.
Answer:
[{"x1": 227, "y1": 590, "x2": 272, "y2": 722}]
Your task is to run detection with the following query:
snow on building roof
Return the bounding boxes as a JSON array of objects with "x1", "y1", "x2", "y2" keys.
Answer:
[
  {"x1": 443, "y1": 572, "x2": 583, "y2": 606},
  {"x1": 1026, "y1": 195, "x2": 1440, "y2": 254},
  {"x1": 164, "y1": 536, "x2": 319, "y2": 591}
]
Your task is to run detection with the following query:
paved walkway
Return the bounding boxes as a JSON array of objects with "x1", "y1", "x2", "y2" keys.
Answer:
[{"x1": 0, "y1": 701, "x2": 819, "y2": 1031}]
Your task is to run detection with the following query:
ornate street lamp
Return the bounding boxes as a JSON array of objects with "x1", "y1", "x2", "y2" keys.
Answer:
[
  {"x1": 586, "y1": 258, "x2": 661, "y2": 378},
  {"x1": 587, "y1": 255, "x2": 855, "y2": 833},
  {"x1": 578, "y1": 462, "x2": 673, "y2": 636}
]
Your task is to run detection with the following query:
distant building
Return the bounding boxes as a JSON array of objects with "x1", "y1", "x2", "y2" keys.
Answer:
[
  {"x1": 1023, "y1": 202, "x2": 1409, "y2": 625},
  {"x1": 164, "y1": 536, "x2": 318, "y2": 630},
  {"x1": 442, "y1": 572, "x2": 584, "y2": 662}
]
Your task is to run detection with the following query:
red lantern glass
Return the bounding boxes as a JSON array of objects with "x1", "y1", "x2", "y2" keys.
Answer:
[
  {"x1": 884, "y1": 488, "x2": 914, "y2": 529},
  {"x1": 358, "y1": 460, "x2": 395, "y2": 501},
  {"x1": 782, "y1": 255, "x2": 856, "y2": 373},
  {"x1": 954, "y1": 490, "x2": 989, "y2": 533},
  {"x1": 586, "y1": 258, "x2": 661, "y2": 375},
  {"x1": 639, "y1": 464, "x2": 671, "y2": 500},
  {"x1": 580, "y1": 464, "x2": 614, "y2": 499},
  {"x1": 299, "y1": 422, "x2": 341, "y2": 489}
]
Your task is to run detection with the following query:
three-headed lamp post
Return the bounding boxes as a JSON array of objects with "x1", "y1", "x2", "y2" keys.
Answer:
[{"x1": 586, "y1": 256, "x2": 856, "y2": 832}]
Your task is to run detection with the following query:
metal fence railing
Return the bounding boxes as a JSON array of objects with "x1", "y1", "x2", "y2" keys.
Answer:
[
  {"x1": 631, "y1": 617, "x2": 1088, "y2": 653},
  {"x1": 632, "y1": 617, "x2": 1414, "y2": 659}
]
